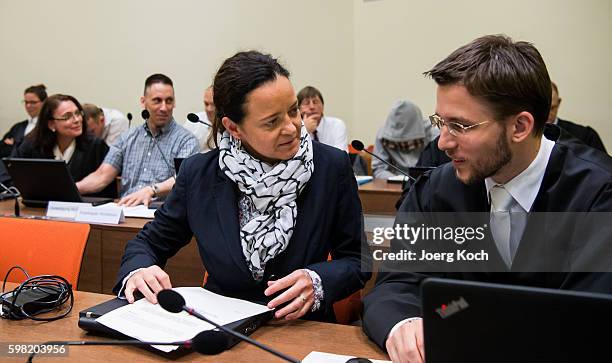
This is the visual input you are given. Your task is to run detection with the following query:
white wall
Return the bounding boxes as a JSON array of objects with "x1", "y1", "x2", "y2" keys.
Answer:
[
  {"x1": 0, "y1": 0, "x2": 354, "y2": 133},
  {"x1": 354, "y1": 0, "x2": 612, "y2": 151},
  {"x1": 1, "y1": 0, "x2": 610, "y2": 151}
]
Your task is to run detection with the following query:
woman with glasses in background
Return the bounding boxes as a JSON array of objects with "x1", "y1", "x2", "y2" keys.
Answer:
[{"x1": 12, "y1": 94, "x2": 116, "y2": 198}]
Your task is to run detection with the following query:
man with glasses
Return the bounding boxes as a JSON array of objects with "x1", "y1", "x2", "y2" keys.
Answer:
[
  {"x1": 362, "y1": 35, "x2": 612, "y2": 363},
  {"x1": 297, "y1": 86, "x2": 348, "y2": 151},
  {"x1": 76, "y1": 74, "x2": 198, "y2": 206}
]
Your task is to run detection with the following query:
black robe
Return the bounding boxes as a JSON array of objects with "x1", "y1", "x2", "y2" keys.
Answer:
[{"x1": 363, "y1": 136, "x2": 612, "y2": 350}]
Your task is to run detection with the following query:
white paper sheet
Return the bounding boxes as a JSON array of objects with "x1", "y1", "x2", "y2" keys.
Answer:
[
  {"x1": 95, "y1": 202, "x2": 156, "y2": 219},
  {"x1": 302, "y1": 351, "x2": 390, "y2": 363},
  {"x1": 96, "y1": 287, "x2": 272, "y2": 352}
]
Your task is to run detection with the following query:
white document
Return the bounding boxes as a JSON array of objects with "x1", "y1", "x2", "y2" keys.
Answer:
[
  {"x1": 303, "y1": 351, "x2": 390, "y2": 363},
  {"x1": 387, "y1": 175, "x2": 408, "y2": 183},
  {"x1": 95, "y1": 202, "x2": 156, "y2": 219},
  {"x1": 96, "y1": 287, "x2": 272, "y2": 352},
  {"x1": 355, "y1": 175, "x2": 374, "y2": 185}
]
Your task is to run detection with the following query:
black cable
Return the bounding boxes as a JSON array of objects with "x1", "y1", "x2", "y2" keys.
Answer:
[
  {"x1": 0, "y1": 267, "x2": 73, "y2": 321},
  {"x1": 0, "y1": 181, "x2": 20, "y2": 216}
]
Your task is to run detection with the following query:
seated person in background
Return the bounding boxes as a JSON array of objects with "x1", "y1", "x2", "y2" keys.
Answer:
[
  {"x1": 76, "y1": 74, "x2": 199, "y2": 206},
  {"x1": 547, "y1": 81, "x2": 606, "y2": 153},
  {"x1": 184, "y1": 85, "x2": 215, "y2": 152},
  {"x1": 12, "y1": 94, "x2": 116, "y2": 198},
  {"x1": 1, "y1": 84, "x2": 48, "y2": 158},
  {"x1": 298, "y1": 86, "x2": 348, "y2": 151},
  {"x1": 362, "y1": 35, "x2": 612, "y2": 363},
  {"x1": 116, "y1": 51, "x2": 370, "y2": 322},
  {"x1": 82, "y1": 103, "x2": 129, "y2": 145},
  {"x1": 372, "y1": 100, "x2": 439, "y2": 179}
]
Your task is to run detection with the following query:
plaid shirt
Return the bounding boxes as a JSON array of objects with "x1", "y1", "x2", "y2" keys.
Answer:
[{"x1": 104, "y1": 119, "x2": 199, "y2": 196}]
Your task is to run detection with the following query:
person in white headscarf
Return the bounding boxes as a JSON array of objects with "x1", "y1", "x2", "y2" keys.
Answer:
[{"x1": 372, "y1": 100, "x2": 439, "y2": 179}]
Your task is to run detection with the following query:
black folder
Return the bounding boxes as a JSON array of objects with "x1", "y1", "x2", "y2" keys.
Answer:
[{"x1": 78, "y1": 296, "x2": 274, "y2": 358}]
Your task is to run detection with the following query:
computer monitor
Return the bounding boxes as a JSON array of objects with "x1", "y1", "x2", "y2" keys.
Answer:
[{"x1": 422, "y1": 277, "x2": 612, "y2": 362}]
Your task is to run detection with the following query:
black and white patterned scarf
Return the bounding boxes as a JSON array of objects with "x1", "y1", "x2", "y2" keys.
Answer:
[{"x1": 218, "y1": 125, "x2": 314, "y2": 280}]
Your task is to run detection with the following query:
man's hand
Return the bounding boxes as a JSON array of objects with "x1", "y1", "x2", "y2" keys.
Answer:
[
  {"x1": 124, "y1": 265, "x2": 172, "y2": 304},
  {"x1": 264, "y1": 269, "x2": 315, "y2": 320},
  {"x1": 303, "y1": 113, "x2": 321, "y2": 134},
  {"x1": 385, "y1": 319, "x2": 425, "y2": 363},
  {"x1": 118, "y1": 186, "x2": 155, "y2": 207},
  {"x1": 3, "y1": 138, "x2": 14, "y2": 146}
]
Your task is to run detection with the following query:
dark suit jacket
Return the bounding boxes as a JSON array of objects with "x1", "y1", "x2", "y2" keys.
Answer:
[
  {"x1": 12, "y1": 136, "x2": 116, "y2": 198},
  {"x1": 363, "y1": 137, "x2": 612, "y2": 349},
  {"x1": 1, "y1": 120, "x2": 28, "y2": 158},
  {"x1": 557, "y1": 118, "x2": 607, "y2": 153},
  {"x1": 113, "y1": 142, "x2": 371, "y2": 322}
]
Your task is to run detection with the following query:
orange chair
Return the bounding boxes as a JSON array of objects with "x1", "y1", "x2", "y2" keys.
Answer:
[
  {"x1": 0, "y1": 217, "x2": 90, "y2": 287},
  {"x1": 348, "y1": 143, "x2": 374, "y2": 176}
]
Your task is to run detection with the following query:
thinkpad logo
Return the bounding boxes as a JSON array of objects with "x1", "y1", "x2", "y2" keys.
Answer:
[{"x1": 435, "y1": 297, "x2": 469, "y2": 318}]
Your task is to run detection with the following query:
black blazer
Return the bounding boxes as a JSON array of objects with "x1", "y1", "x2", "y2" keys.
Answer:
[
  {"x1": 557, "y1": 118, "x2": 607, "y2": 153},
  {"x1": 12, "y1": 136, "x2": 116, "y2": 198},
  {"x1": 363, "y1": 137, "x2": 612, "y2": 349},
  {"x1": 114, "y1": 142, "x2": 371, "y2": 321},
  {"x1": 1, "y1": 120, "x2": 28, "y2": 158}
]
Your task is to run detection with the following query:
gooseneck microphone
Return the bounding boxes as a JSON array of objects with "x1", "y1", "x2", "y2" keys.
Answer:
[
  {"x1": 157, "y1": 289, "x2": 300, "y2": 362},
  {"x1": 351, "y1": 140, "x2": 415, "y2": 181},
  {"x1": 27, "y1": 332, "x2": 221, "y2": 362},
  {"x1": 127, "y1": 112, "x2": 133, "y2": 128},
  {"x1": 187, "y1": 113, "x2": 212, "y2": 127}
]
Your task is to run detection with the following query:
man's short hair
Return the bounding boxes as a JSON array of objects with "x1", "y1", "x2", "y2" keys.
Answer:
[
  {"x1": 297, "y1": 86, "x2": 324, "y2": 106},
  {"x1": 144, "y1": 73, "x2": 173, "y2": 95},
  {"x1": 424, "y1": 34, "x2": 551, "y2": 136},
  {"x1": 82, "y1": 103, "x2": 103, "y2": 122}
]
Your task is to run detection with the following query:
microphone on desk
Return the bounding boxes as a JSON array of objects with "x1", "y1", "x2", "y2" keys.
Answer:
[
  {"x1": 157, "y1": 289, "x2": 300, "y2": 362},
  {"x1": 187, "y1": 112, "x2": 212, "y2": 127},
  {"x1": 27, "y1": 332, "x2": 221, "y2": 362},
  {"x1": 350, "y1": 140, "x2": 415, "y2": 182}
]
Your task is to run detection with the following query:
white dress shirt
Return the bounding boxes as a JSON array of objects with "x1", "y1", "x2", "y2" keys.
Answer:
[{"x1": 313, "y1": 116, "x2": 348, "y2": 151}]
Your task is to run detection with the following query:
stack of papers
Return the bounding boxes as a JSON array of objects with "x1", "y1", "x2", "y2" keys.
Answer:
[
  {"x1": 96, "y1": 287, "x2": 272, "y2": 352},
  {"x1": 303, "y1": 351, "x2": 390, "y2": 363},
  {"x1": 96, "y1": 202, "x2": 156, "y2": 219}
]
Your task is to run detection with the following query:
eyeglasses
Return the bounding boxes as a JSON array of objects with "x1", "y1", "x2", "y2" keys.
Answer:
[
  {"x1": 429, "y1": 114, "x2": 490, "y2": 136},
  {"x1": 22, "y1": 100, "x2": 41, "y2": 106},
  {"x1": 53, "y1": 111, "x2": 84, "y2": 122}
]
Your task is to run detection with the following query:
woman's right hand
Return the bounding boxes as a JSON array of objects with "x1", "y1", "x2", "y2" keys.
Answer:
[{"x1": 125, "y1": 265, "x2": 172, "y2": 304}]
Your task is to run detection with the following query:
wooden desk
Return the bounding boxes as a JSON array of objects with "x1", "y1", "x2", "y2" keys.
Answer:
[
  {"x1": 0, "y1": 201, "x2": 205, "y2": 295},
  {"x1": 0, "y1": 283, "x2": 387, "y2": 362},
  {"x1": 358, "y1": 179, "x2": 402, "y2": 215}
]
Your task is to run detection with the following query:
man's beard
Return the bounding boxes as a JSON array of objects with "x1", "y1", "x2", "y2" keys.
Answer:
[{"x1": 462, "y1": 128, "x2": 512, "y2": 185}]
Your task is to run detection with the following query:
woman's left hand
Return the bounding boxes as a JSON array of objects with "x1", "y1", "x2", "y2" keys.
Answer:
[{"x1": 264, "y1": 269, "x2": 314, "y2": 320}]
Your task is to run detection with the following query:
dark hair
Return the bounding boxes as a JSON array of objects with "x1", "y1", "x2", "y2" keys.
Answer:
[
  {"x1": 143, "y1": 73, "x2": 173, "y2": 95},
  {"x1": 30, "y1": 94, "x2": 90, "y2": 155},
  {"x1": 424, "y1": 34, "x2": 551, "y2": 136},
  {"x1": 297, "y1": 86, "x2": 324, "y2": 106},
  {"x1": 208, "y1": 50, "x2": 290, "y2": 149},
  {"x1": 82, "y1": 103, "x2": 103, "y2": 121},
  {"x1": 24, "y1": 84, "x2": 47, "y2": 102}
]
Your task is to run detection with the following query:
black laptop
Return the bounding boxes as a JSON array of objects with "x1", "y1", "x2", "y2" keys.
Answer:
[
  {"x1": 2, "y1": 158, "x2": 113, "y2": 207},
  {"x1": 421, "y1": 278, "x2": 612, "y2": 362}
]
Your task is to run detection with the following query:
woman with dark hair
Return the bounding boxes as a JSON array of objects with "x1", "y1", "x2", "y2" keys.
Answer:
[
  {"x1": 12, "y1": 94, "x2": 115, "y2": 198},
  {"x1": 117, "y1": 50, "x2": 370, "y2": 322},
  {"x1": 1, "y1": 84, "x2": 48, "y2": 158}
]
